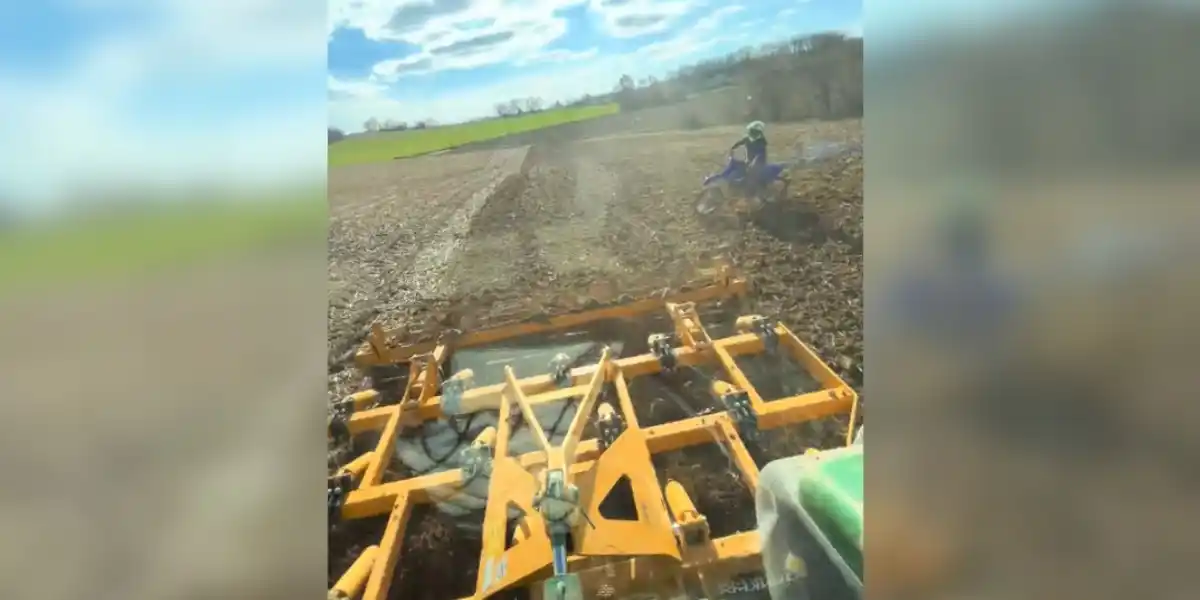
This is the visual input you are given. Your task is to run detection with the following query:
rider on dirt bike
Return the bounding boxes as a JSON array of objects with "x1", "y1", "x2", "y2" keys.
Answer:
[{"x1": 730, "y1": 121, "x2": 768, "y2": 198}]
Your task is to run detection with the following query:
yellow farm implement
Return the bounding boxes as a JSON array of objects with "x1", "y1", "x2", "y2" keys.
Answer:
[{"x1": 327, "y1": 266, "x2": 860, "y2": 600}]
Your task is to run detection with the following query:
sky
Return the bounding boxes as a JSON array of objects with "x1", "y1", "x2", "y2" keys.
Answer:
[
  {"x1": 328, "y1": 0, "x2": 864, "y2": 131},
  {"x1": 0, "y1": 0, "x2": 327, "y2": 217},
  {"x1": 2, "y1": 0, "x2": 1084, "y2": 216}
]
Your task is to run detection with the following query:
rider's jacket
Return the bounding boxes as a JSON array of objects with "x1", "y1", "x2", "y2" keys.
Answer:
[{"x1": 732, "y1": 135, "x2": 768, "y2": 164}]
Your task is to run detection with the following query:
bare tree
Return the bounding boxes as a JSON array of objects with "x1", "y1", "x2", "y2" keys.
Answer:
[
  {"x1": 522, "y1": 97, "x2": 543, "y2": 112},
  {"x1": 363, "y1": 117, "x2": 380, "y2": 132}
]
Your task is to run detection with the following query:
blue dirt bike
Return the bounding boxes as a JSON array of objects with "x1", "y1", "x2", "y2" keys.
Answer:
[
  {"x1": 694, "y1": 156, "x2": 790, "y2": 216},
  {"x1": 693, "y1": 140, "x2": 860, "y2": 217}
]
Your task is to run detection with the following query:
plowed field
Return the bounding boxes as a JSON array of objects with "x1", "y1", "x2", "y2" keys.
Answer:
[
  {"x1": 329, "y1": 119, "x2": 861, "y2": 388},
  {"x1": 326, "y1": 119, "x2": 862, "y2": 599}
]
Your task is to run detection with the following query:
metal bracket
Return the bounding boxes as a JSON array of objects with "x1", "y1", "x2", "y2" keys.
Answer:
[
  {"x1": 460, "y1": 447, "x2": 493, "y2": 484},
  {"x1": 666, "y1": 302, "x2": 713, "y2": 350},
  {"x1": 713, "y1": 381, "x2": 760, "y2": 442},
  {"x1": 736, "y1": 314, "x2": 779, "y2": 354},
  {"x1": 549, "y1": 352, "x2": 573, "y2": 388},
  {"x1": 327, "y1": 472, "x2": 353, "y2": 526},
  {"x1": 595, "y1": 403, "x2": 624, "y2": 451},
  {"x1": 543, "y1": 573, "x2": 584, "y2": 600},
  {"x1": 459, "y1": 426, "x2": 496, "y2": 485},
  {"x1": 440, "y1": 368, "x2": 474, "y2": 416},
  {"x1": 648, "y1": 334, "x2": 676, "y2": 371},
  {"x1": 534, "y1": 469, "x2": 581, "y2": 537}
]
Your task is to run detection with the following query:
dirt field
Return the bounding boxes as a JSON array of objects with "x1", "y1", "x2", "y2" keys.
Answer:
[
  {"x1": 327, "y1": 118, "x2": 862, "y2": 598},
  {"x1": 329, "y1": 119, "x2": 861, "y2": 383},
  {"x1": 328, "y1": 147, "x2": 532, "y2": 367}
]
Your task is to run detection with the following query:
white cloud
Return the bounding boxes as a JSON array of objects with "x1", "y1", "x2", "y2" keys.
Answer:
[
  {"x1": 328, "y1": 74, "x2": 390, "y2": 100},
  {"x1": 328, "y1": 5, "x2": 750, "y2": 129},
  {"x1": 329, "y1": 0, "x2": 717, "y2": 80},
  {"x1": 587, "y1": 0, "x2": 698, "y2": 38},
  {"x1": 330, "y1": 0, "x2": 593, "y2": 79},
  {"x1": 326, "y1": 0, "x2": 743, "y2": 128},
  {"x1": 371, "y1": 15, "x2": 572, "y2": 80},
  {"x1": 330, "y1": 45, "x2": 670, "y2": 128},
  {"x1": 327, "y1": 73, "x2": 407, "y2": 130},
  {"x1": 513, "y1": 47, "x2": 601, "y2": 66},
  {"x1": 634, "y1": 5, "x2": 742, "y2": 60}
]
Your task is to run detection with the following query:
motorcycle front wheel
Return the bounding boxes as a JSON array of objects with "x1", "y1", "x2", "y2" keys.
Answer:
[{"x1": 695, "y1": 186, "x2": 724, "y2": 215}]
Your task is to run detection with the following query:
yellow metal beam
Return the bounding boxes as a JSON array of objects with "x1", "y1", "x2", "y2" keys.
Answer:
[
  {"x1": 329, "y1": 545, "x2": 377, "y2": 600},
  {"x1": 361, "y1": 494, "x2": 412, "y2": 600},
  {"x1": 355, "y1": 276, "x2": 747, "y2": 366},
  {"x1": 361, "y1": 409, "x2": 400, "y2": 487},
  {"x1": 341, "y1": 411, "x2": 808, "y2": 520},
  {"x1": 346, "y1": 329, "x2": 795, "y2": 430}
]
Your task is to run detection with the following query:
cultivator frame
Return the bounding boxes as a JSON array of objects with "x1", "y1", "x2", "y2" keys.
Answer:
[{"x1": 328, "y1": 266, "x2": 860, "y2": 600}]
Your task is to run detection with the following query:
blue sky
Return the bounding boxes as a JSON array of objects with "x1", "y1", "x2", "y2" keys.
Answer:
[
  {"x1": 0, "y1": 0, "x2": 327, "y2": 216},
  {"x1": 328, "y1": 0, "x2": 863, "y2": 131}
]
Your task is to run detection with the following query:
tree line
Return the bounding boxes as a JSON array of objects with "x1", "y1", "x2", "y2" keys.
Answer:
[
  {"x1": 605, "y1": 32, "x2": 862, "y2": 121},
  {"x1": 329, "y1": 30, "x2": 862, "y2": 143}
]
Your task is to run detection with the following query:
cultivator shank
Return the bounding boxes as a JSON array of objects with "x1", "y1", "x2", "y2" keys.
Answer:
[{"x1": 328, "y1": 268, "x2": 859, "y2": 600}]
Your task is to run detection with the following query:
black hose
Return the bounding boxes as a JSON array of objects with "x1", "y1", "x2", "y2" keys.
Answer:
[{"x1": 410, "y1": 413, "x2": 478, "y2": 475}]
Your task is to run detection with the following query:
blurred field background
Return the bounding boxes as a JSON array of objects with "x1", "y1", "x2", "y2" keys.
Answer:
[
  {"x1": 328, "y1": 102, "x2": 619, "y2": 165},
  {"x1": 0, "y1": 1, "x2": 328, "y2": 599},
  {"x1": 0, "y1": 197, "x2": 324, "y2": 288},
  {"x1": 867, "y1": 2, "x2": 1200, "y2": 599}
]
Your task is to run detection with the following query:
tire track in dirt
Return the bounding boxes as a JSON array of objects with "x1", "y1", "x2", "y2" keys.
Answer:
[
  {"x1": 442, "y1": 145, "x2": 634, "y2": 326},
  {"x1": 597, "y1": 141, "x2": 720, "y2": 293},
  {"x1": 530, "y1": 145, "x2": 630, "y2": 306},
  {"x1": 441, "y1": 156, "x2": 554, "y2": 317},
  {"x1": 400, "y1": 150, "x2": 531, "y2": 304},
  {"x1": 328, "y1": 147, "x2": 531, "y2": 369},
  {"x1": 431, "y1": 139, "x2": 735, "y2": 337}
]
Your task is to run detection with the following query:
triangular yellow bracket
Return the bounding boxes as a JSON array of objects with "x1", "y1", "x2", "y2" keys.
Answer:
[
  {"x1": 474, "y1": 348, "x2": 630, "y2": 598},
  {"x1": 474, "y1": 456, "x2": 553, "y2": 598},
  {"x1": 572, "y1": 427, "x2": 682, "y2": 562},
  {"x1": 475, "y1": 380, "x2": 553, "y2": 598},
  {"x1": 506, "y1": 347, "x2": 612, "y2": 476}
]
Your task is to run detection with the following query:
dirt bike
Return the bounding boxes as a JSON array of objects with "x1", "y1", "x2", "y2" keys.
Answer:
[
  {"x1": 694, "y1": 156, "x2": 790, "y2": 216},
  {"x1": 693, "y1": 140, "x2": 860, "y2": 218}
]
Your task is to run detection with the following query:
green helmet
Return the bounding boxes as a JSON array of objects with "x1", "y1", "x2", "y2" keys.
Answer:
[{"x1": 746, "y1": 121, "x2": 765, "y2": 139}]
